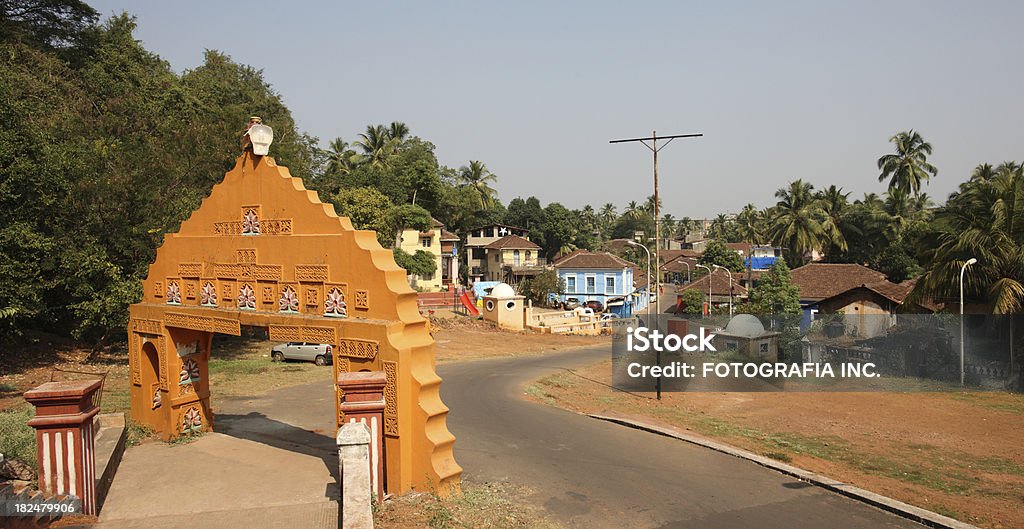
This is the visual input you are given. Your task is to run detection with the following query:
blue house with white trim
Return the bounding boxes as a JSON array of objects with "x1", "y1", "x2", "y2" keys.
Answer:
[{"x1": 552, "y1": 251, "x2": 648, "y2": 317}]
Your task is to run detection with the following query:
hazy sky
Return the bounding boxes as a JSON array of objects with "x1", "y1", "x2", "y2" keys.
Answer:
[{"x1": 89, "y1": 1, "x2": 1024, "y2": 218}]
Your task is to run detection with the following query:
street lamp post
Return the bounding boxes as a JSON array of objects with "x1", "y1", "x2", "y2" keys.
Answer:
[
  {"x1": 627, "y1": 241, "x2": 652, "y2": 325},
  {"x1": 680, "y1": 261, "x2": 691, "y2": 283},
  {"x1": 627, "y1": 240, "x2": 659, "y2": 400},
  {"x1": 959, "y1": 257, "x2": 977, "y2": 387},
  {"x1": 696, "y1": 264, "x2": 712, "y2": 316},
  {"x1": 712, "y1": 265, "x2": 734, "y2": 318}
]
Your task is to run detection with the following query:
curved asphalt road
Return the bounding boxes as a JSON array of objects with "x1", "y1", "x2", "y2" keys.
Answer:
[{"x1": 440, "y1": 347, "x2": 922, "y2": 529}]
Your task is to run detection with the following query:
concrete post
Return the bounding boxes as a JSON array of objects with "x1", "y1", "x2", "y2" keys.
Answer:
[
  {"x1": 338, "y1": 422, "x2": 374, "y2": 529},
  {"x1": 24, "y1": 379, "x2": 102, "y2": 515},
  {"x1": 337, "y1": 371, "x2": 386, "y2": 499}
]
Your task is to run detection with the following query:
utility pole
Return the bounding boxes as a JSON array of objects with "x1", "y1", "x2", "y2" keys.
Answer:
[{"x1": 610, "y1": 131, "x2": 702, "y2": 321}]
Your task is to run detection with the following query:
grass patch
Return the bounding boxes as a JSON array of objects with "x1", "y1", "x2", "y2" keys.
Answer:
[
  {"x1": 949, "y1": 392, "x2": 1024, "y2": 415},
  {"x1": 169, "y1": 431, "x2": 205, "y2": 446},
  {"x1": 376, "y1": 481, "x2": 564, "y2": 529},
  {"x1": 0, "y1": 405, "x2": 36, "y2": 471},
  {"x1": 0, "y1": 382, "x2": 19, "y2": 395},
  {"x1": 764, "y1": 451, "x2": 792, "y2": 463},
  {"x1": 524, "y1": 384, "x2": 555, "y2": 405},
  {"x1": 208, "y1": 357, "x2": 269, "y2": 377},
  {"x1": 537, "y1": 372, "x2": 578, "y2": 390},
  {"x1": 597, "y1": 395, "x2": 623, "y2": 406},
  {"x1": 645, "y1": 407, "x2": 848, "y2": 462}
]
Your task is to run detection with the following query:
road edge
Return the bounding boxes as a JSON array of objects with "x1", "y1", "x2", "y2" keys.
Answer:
[{"x1": 588, "y1": 413, "x2": 980, "y2": 529}]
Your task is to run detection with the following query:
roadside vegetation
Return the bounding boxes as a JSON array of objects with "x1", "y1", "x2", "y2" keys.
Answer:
[{"x1": 375, "y1": 481, "x2": 563, "y2": 529}]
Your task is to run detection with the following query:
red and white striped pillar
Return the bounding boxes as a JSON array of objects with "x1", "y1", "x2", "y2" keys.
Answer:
[
  {"x1": 337, "y1": 371, "x2": 386, "y2": 499},
  {"x1": 24, "y1": 379, "x2": 102, "y2": 515}
]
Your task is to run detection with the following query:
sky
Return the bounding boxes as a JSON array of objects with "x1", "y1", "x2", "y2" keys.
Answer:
[{"x1": 88, "y1": 0, "x2": 1024, "y2": 218}]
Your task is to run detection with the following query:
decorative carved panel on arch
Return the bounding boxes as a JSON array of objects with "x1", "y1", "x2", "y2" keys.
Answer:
[
  {"x1": 301, "y1": 326, "x2": 336, "y2": 344},
  {"x1": 295, "y1": 264, "x2": 329, "y2": 283},
  {"x1": 253, "y1": 264, "x2": 282, "y2": 281},
  {"x1": 131, "y1": 318, "x2": 163, "y2": 335},
  {"x1": 268, "y1": 325, "x2": 301, "y2": 342},
  {"x1": 337, "y1": 338, "x2": 379, "y2": 359},
  {"x1": 383, "y1": 360, "x2": 398, "y2": 436},
  {"x1": 237, "y1": 248, "x2": 257, "y2": 264},
  {"x1": 164, "y1": 311, "x2": 241, "y2": 336},
  {"x1": 178, "y1": 263, "x2": 202, "y2": 278}
]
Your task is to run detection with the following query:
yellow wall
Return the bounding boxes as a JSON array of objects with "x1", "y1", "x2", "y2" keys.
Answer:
[{"x1": 398, "y1": 228, "x2": 443, "y2": 291}]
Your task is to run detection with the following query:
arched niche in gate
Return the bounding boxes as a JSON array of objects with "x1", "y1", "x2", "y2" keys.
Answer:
[{"x1": 127, "y1": 152, "x2": 461, "y2": 496}]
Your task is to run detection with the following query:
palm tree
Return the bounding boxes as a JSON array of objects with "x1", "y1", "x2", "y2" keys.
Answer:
[
  {"x1": 356, "y1": 124, "x2": 397, "y2": 168},
  {"x1": 768, "y1": 180, "x2": 846, "y2": 265},
  {"x1": 677, "y1": 216, "x2": 693, "y2": 239},
  {"x1": 913, "y1": 162, "x2": 1024, "y2": 313},
  {"x1": 644, "y1": 195, "x2": 662, "y2": 216},
  {"x1": 877, "y1": 130, "x2": 938, "y2": 195},
  {"x1": 661, "y1": 214, "x2": 677, "y2": 240},
  {"x1": 458, "y1": 160, "x2": 498, "y2": 209},
  {"x1": 581, "y1": 205, "x2": 598, "y2": 233},
  {"x1": 625, "y1": 201, "x2": 644, "y2": 220},
  {"x1": 736, "y1": 204, "x2": 761, "y2": 245},
  {"x1": 387, "y1": 121, "x2": 409, "y2": 142},
  {"x1": 599, "y1": 203, "x2": 617, "y2": 227},
  {"x1": 324, "y1": 137, "x2": 357, "y2": 176}
]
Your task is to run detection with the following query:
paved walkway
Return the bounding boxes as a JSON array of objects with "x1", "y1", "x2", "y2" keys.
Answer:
[{"x1": 95, "y1": 379, "x2": 339, "y2": 529}]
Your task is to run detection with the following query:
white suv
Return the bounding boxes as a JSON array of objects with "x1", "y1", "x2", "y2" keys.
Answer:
[{"x1": 270, "y1": 342, "x2": 333, "y2": 366}]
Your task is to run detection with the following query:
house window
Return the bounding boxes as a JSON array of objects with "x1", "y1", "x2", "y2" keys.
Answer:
[
  {"x1": 486, "y1": 227, "x2": 494, "y2": 237},
  {"x1": 525, "y1": 250, "x2": 531, "y2": 261},
  {"x1": 586, "y1": 276, "x2": 596, "y2": 294},
  {"x1": 421, "y1": 238, "x2": 431, "y2": 248},
  {"x1": 514, "y1": 250, "x2": 521, "y2": 266},
  {"x1": 606, "y1": 276, "x2": 615, "y2": 294},
  {"x1": 472, "y1": 248, "x2": 486, "y2": 259},
  {"x1": 494, "y1": 252, "x2": 500, "y2": 262},
  {"x1": 566, "y1": 275, "x2": 576, "y2": 293}
]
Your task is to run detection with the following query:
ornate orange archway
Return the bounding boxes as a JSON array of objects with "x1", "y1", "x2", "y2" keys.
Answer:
[{"x1": 127, "y1": 152, "x2": 460, "y2": 495}]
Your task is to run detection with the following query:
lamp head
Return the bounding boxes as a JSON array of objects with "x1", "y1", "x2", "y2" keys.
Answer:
[
  {"x1": 626, "y1": 240, "x2": 639, "y2": 247},
  {"x1": 966, "y1": 258, "x2": 978, "y2": 266}
]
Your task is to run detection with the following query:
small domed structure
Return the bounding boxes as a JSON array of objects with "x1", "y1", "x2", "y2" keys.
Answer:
[
  {"x1": 489, "y1": 283, "x2": 516, "y2": 298},
  {"x1": 481, "y1": 282, "x2": 524, "y2": 331},
  {"x1": 724, "y1": 314, "x2": 766, "y2": 338}
]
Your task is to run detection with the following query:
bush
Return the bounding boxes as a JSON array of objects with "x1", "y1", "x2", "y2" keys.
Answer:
[{"x1": 0, "y1": 406, "x2": 37, "y2": 471}]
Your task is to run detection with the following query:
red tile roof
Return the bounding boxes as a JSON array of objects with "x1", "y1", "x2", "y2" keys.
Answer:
[
  {"x1": 678, "y1": 272, "x2": 749, "y2": 297},
  {"x1": 553, "y1": 251, "x2": 634, "y2": 270},
  {"x1": 789, "y1": 263, "x2": 887, "y2": 301},
  {"x1": 484, "y1": 234, "x2": 541, "y2": 250}
]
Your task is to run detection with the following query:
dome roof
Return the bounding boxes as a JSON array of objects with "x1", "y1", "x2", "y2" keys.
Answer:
[
  {"x1": 724, "y1": 314, "x2": 766, "y2": 337},
  {"x1": 489, "y1": 283, "x2": 516, "y2": 298}
]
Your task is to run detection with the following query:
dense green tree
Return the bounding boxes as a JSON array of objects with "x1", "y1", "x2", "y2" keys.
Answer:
[
  {"x1": 392, "y1": 248, "x2": 436, "y2": 278},
  {"x1": 699, "y1": 239, "x2": 744, "y2": 272},
  {"x1": 505, "y1": 196, "x2": 545, "y2": 231},
  {"x1": 539, "y1": 202, "x2": 577, "y2": 259},
  {"x1": 520, "y1": 269, "x2": 563, "y2": 305},
  {"x1": 678, "y1": 288, "x2": 706, "y2": 314},
  {"x1": 328, "y1": 187, "x2": 394, "y2": 245},
  {"x1": 745, "y1": 261, "x2": 801, "y2": 314}
]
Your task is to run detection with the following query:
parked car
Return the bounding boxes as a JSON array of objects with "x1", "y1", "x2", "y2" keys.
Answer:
[
  {"x1": 584, "y1": 300, "x2": 604, "y2": 313},
  {"x1": 562, "y1": 297, "x2": 580, "y2": 310},
  {"x1": 270, "y1": 342, "x2": 333, "y2": 366}
]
